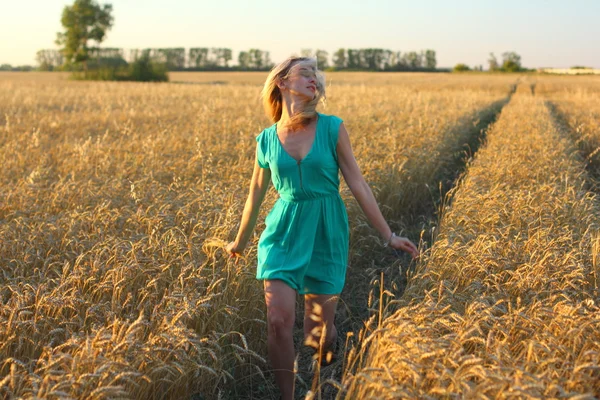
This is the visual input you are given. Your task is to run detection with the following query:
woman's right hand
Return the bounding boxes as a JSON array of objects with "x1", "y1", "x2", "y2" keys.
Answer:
[
  {"x1": 389, "y1": 235, "x2": 420, "y2": 259},
  {"x1": 225, "y1": 241, "x2": 244, "y2": 257}
]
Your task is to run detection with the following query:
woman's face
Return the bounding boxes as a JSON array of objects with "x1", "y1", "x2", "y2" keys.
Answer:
[{"x1": 282, "y1": 65, "x2": 317, "y2": 100}]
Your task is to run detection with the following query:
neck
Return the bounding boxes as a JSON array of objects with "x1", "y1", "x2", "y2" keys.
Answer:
[{"x1": 279, "y1": 94, "x2": 306, "y2": 130}]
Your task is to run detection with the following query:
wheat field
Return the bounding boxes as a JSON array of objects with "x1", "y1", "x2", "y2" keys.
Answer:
[{"x1": 1, "y1": 72, "x2": 599, "y2": 399}]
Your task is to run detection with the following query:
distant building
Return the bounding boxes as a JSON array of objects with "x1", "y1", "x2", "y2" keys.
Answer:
[{"x1": 538, "y1": 68, "x2": 600, "y2": 75}]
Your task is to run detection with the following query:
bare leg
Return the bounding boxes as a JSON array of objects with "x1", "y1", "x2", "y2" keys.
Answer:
[
  {"x1": 303, "y1": 294, "x2": 339, "y2": 360},
  {"x1": 264, "y1": 280, "x2": 297, "y2": 400}
]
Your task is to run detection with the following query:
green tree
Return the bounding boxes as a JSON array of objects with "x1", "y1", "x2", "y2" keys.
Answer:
[
  {"x1": 55, "y1": 0, "x2": 114, "y2": 70},
  {"x1": 155, "y1": 48, "x2": 185, "y2": 70},
  {"x1": 381, "y1": 49, "x2": 392, "y2": 70},
  {"x1": 390, "y1": 51, "x2": 401, "y2": 68},
  {"x1": 488, "y1": 52, "x2": 499, "y2": 71},
  {"x1": 405, "y1": 51, "x2": 420, "y2": 69},
  {"x1": 249, "y1": 49, "x2": 264, "y2": 69},
  {"x1": 453, "y1": 63, "x2": 470, "y2": 72},
  {"x1": 127, "y1": 53, "x2": 168, "y2": 82},
  {"x1": 347, "y1": 49, "x2": 360, "y2": 69},
  {"x1": 238, "y1": 51, "x2": 250, "y2": 69},
  {"x1": 333, "y1": 48, "x2": 347, "y2": 69},
  {"x1": 36, "y1": 49, "x2": 64, "y2": 71},
  {"x1": 217, "y1": 48, "x2": 232, "y2": 67},
  {"x1": 361, "y1": 48, "x2": 389, "y2": 70},
  {"x1": 87, "y1": 47, "x2": 126, "y2": 68},
  {"x1": 363, "y1": 48, "x2": 377, "y2": 70},
  {"x1": 206, "y1": 48, "x2": 233, "y2": 68},
  {"x1": 501, "y1": 51, "x2": 522, "y2": 72},
  {"x1": 243, "y1": 49, "x2": 272, "y2": 70},
  {"x1": 189, "y1": 48, "x2": 209, "y2": 68},
  {"x1": 424, "y1": 50, "x2": 437, "y2": 69}
]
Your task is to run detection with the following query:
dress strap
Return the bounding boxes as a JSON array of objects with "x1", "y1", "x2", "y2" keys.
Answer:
[{"x1": 326, "y1": 115, "x2": 343, "y2": 162}]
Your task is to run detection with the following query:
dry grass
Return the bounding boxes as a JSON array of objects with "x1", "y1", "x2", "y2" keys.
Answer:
[
  {"x1": 3, "y1": 72, "x2": 594, "y2": 399},
  {"x1": 342, "y1": 86, "x2": 600, "y2": 398}
]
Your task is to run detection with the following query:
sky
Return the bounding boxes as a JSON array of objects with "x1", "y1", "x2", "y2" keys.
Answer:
[{"x1": 1, "y1": 0, "x2": 599, "y2": 69}]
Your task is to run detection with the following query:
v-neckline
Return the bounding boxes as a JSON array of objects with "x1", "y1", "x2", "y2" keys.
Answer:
[{"x1": 275, "y1": 113, "x2": 320, "y2": 164}]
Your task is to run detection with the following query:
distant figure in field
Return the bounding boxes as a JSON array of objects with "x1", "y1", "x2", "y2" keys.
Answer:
[{"x1": 226, "y1": 56, "x2": 419, "y2": 399}]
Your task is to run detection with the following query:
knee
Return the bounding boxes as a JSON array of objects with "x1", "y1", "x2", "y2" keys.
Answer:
[{"x1": 267, "y1": 308, "x2": 294, "y2": 339}]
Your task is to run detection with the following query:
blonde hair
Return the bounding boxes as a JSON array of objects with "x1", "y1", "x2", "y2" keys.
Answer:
[{"x1": 261, "y1": 56, "x2": 326, "y2": 130}]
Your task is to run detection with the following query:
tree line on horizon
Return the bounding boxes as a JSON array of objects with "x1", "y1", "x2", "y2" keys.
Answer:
[
  {"x1": 31, "y1": 47, "x2": 439, "y2": 73},
  {"x1": 33, "y1": 47, "x2": 275, "y2": 72}
]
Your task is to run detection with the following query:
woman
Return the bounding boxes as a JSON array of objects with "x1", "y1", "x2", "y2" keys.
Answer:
[{"x1": 226, "y1": 56, "x2": 419, "y2": 399}]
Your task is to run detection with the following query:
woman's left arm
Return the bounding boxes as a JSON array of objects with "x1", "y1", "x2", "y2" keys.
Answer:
[{"x1": 337, "y1": 123, "x2": 419, "y2": 258}]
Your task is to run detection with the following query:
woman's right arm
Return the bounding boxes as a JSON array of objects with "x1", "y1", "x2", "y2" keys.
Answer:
[{"x1": 227, "y1": 158, "x2": 271, "y2": 254}]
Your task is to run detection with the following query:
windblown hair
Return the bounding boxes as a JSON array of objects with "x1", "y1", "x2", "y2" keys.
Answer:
[{"x1": 261, "y1": 57, "x2": 326, "y2": 130}]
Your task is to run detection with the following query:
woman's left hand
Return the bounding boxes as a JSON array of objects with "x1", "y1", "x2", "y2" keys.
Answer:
[
  {"x1": 225, "y1": 241, "x2": 244, "y2": 257},
  {"x1": 389, "y1": 235, "x2": 419, "y2": 259}
]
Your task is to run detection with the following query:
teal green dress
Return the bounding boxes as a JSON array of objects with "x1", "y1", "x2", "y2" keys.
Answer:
[{"x1": 255, "y1": 113, "x2": 349, "y2": 295}]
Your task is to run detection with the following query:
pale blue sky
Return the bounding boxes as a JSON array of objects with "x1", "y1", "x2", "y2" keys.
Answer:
[{"x1": 1, "y1": 0, "x2": 599, "y2": 68}]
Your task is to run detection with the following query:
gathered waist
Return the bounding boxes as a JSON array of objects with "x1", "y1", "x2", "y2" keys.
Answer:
[{"x1": 278, "y1": 192, "x2": 342, "y2": 203}]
